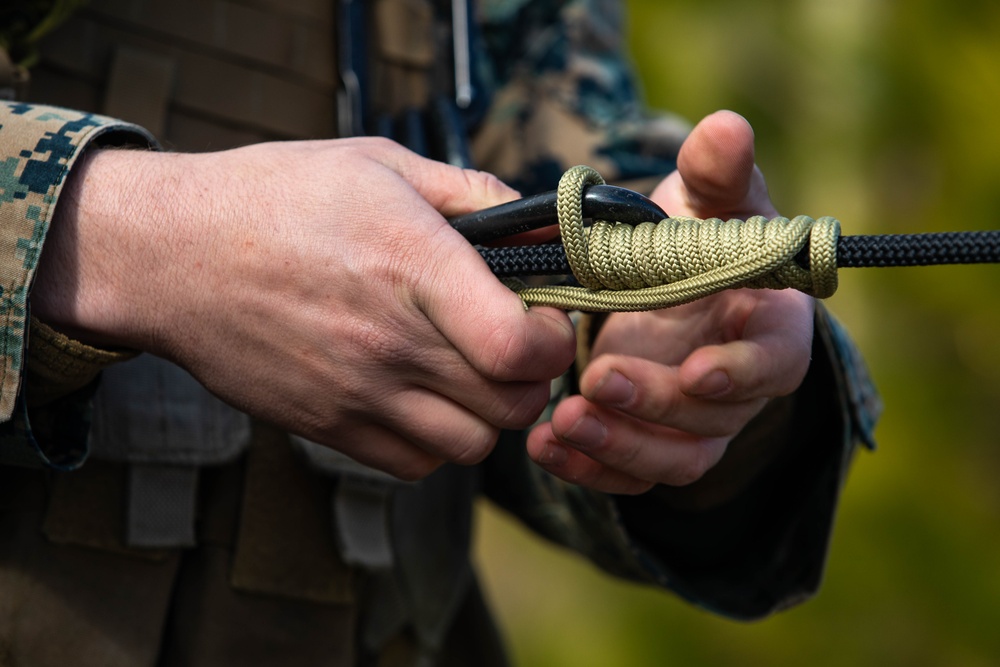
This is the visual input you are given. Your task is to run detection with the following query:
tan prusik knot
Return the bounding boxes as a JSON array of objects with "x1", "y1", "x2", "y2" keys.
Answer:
[{"x1": 515, "y1": 165, "x2": 841, "y2": 312}]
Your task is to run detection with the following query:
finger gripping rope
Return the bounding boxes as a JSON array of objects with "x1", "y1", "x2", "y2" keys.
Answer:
[{"x1": 514, "y1": 165, "x2": 841, "y2": 312}]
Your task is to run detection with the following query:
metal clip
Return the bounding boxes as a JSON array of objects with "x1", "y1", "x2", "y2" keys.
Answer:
[
  {"x1": 451, "y1": 0, "x2": 473, "y2": 109},
  {"x1": 337, "y1": 0, "x2": 367, "y2": 137}
]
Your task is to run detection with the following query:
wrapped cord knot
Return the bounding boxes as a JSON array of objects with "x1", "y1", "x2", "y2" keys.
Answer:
[{"x1": 514, "y1": 165, "x2": 841, "y2": 312}]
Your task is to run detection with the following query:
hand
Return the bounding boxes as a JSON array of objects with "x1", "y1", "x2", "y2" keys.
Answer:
[
  {"x1": 32, "y1": 138, "x2": 576, "y2": 479},
  {"x1": 526, "y1": 111, "x2": 814, "y2": 495}
]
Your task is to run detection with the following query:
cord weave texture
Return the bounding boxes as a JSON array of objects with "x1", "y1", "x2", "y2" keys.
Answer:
[{"x1": 514, "y1": 165, "x2": 841, "y2": 312}]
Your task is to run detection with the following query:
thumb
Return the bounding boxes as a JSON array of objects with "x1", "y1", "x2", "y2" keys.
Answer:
[{"x1": 652, "y1": 110, "x2": 779, "y2": 219}]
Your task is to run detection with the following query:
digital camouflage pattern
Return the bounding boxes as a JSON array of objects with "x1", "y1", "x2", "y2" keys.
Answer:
[
  {"x1": 0, "y1": 102, "x2": 152, "y2": 466},
  {"x1": 473, "y1": 0, "x2": 690, "y2": 194},
  {"x1": 0, "y1": 103, "x2": 116, "y2": 420}
]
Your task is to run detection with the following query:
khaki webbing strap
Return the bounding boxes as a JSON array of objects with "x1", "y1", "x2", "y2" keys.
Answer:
[
  {"x1": 103, "y1": 46, "x2": 175, "y2": 137},
  {"x1": 230, "y1": 423, "x2": 354, "y2": 604},
  {"x1": 332, "y1": 477, "x2": 396, "y2": 570},
  {"x1": 42, "y1": 458, "x2": 173, "y2": 560}
]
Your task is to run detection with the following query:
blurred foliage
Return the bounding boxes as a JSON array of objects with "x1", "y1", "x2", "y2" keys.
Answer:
[
  {"x1": 474, "y1": 1, "x2": 1000, "y2": 665},
  {"x1": 0, "y1": 0, "x2": 87, "y2": 65}
]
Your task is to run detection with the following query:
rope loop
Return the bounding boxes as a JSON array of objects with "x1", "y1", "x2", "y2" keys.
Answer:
[{"x1": 515, "y1": 165, "x2": 841, "y2": 312}]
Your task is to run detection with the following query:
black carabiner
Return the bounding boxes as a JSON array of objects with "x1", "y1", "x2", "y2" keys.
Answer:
[{"x1": 449, "y1": 184, "x2": 668, "y2": 245}]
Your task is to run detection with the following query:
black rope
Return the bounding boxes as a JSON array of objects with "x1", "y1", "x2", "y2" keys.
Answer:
[
  {"x1": 835, "y1": 231, "x2": 1000, "y2": 267},
  {"x1": 481, "y1": 231, "x2": 1000, "y2": 277}
]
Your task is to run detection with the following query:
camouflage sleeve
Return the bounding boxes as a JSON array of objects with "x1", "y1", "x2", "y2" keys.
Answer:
[
  {"x1": 0, "y1": 101, "x2": 155, "y2": 469},
  {"x1": 485, "y1": 302, "x2": 879, "y2": 619},
  {"x1": 472, "y1": 0, "x2": 690, "y2": 195}
]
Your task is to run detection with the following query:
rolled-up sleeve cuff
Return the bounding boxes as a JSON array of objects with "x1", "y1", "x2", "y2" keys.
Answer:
[{"x1": 0, "y1": 101, "x2": 156, "y2": 468}]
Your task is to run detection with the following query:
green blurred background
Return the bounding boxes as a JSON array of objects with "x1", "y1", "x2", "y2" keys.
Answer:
[{"x1": 474, "y1": 1, "x2": 1000, "y2": 665}]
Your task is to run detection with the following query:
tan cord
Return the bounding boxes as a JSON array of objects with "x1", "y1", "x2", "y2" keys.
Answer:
[{"x1": 514, "y1": 165, "x2": 841, "y2": 312}]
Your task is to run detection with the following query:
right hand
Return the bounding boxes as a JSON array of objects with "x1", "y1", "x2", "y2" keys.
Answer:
[{"x1": 32, "y1": 138, "x2": 576, "y2": 479}]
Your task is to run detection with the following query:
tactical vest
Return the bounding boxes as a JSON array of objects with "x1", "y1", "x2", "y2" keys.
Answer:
[{"x1": 27, "y1": 0, "x2": 492, "y2": 662}]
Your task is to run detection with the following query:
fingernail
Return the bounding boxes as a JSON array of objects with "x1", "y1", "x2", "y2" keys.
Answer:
[
  {"x1": 563, "y1": 414, "x2": 606, "y2": 449},
  {"x1": 592, "y1": 370, "x2": 635, "y2": 407},
  {"x1": 689, "y1": 370, "x2": 731, "y2": 397},
  {"x1": 539, "y1": 440, "x2": 569, "y2": 466}
]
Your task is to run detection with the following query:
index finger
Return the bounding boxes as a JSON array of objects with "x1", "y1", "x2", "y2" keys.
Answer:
[{"x1": 579, "y1": 354, "x2": 766, "y2": 437}]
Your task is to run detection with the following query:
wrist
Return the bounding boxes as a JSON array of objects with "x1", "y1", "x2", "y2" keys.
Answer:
[{"x1": 31, "y1": 148, "x2": 172, "y2": 351}]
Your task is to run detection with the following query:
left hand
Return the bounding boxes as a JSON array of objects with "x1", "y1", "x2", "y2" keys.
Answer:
[{"x1": 525, "y1": 110, "x2": 815, "y2": 494}]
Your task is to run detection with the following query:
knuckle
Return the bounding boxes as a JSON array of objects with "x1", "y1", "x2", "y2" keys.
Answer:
[
  {"x1": 703, "y1": 411, "x2": 750, "y2": 438},
  {"x1": 577, "y1": 466, "x2": 608, "y2": 489},
  {"x1": 667, "y1": 442, "x2": 719, "y2": 486},
  {"x1": 461, "y1": 168, "x2": 512, "y2": 200},
  {"x1": 589, "y1": 425, "x2": 641, "y2": 470},
  {"x1": 561, "y1": 460, "x2": 602, "y2": 488},
  {"x1": 579, "y1": 465, "x2": 648, "y2": 495},
  {"x1": 360, "y1": 135, "x2": 404, "y2": 158},
  {"x1": 481, "y1": 322, "x2": 531, "y2": 380},
  {"x1": 446, "y1": 426, "x2": 499, "y2": 466},
  {"x1": 668, "y1": 463, "x2": 706, "y2": 487},
  {"x1": 616, "y1": 480, "x2": 657, "y2": 496},
  {"x1": 492, "y1": 382, "x2": 551, "y2": 430},
  {"x1": 481, "y1": 170, "x2": 514, "y2": 201},
  {"x1": 390, "y1": 457, "x2": 443, "y2": 482},
  {"x1": 348, "y1": 316, "x2": 412, "y2": 367},
  {"x1": 329, "y1": 139, "x2": 386, "y2": 170},
  {"x1": 648, "y1": 391, "x2": 680, "y2": 424},
  {"x1": 722, "y1": 400, "x2": 768, "y2": 436},
  {"x1": 775, "y1": 359, "x2": 810, "y2": 396}
]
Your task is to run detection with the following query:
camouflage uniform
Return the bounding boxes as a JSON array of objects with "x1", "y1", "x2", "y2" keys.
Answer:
[{"x1": 0, "y1": 0, "x2": 880, "y2": 665}]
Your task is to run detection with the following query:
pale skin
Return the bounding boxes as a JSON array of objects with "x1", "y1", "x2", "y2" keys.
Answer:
[
  {"x1": 527, "y1": 110, "x2": 814, "y2": 496},
  {"x1": 31, "y1": 110, "x2": 812, "y2": 495}
]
